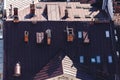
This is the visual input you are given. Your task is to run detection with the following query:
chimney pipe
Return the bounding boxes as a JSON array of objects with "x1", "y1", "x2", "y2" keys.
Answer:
[
  {"x1": 14, "y1": 8, "x2": 18, "y2": 16},
  {"x1": 9, "y1": 5, "x2": 12, "y2": 17},
  {"x1": 3, "y1": 9, "x2": 7, "y2": 19},
  {"x1": 13, "y1": 7, "x2": 19, "y2": 22},
  {"x1": 65, "y1": 9, "x2": 68, "y2": 18},
  {"x1": 30, "y1": 3, "x2": 35, "y2": 15}
]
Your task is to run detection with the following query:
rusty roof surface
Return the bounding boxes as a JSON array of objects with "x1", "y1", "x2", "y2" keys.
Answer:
[{"x1": 5, "y1": 2, "x2": 109, "y2": 21}]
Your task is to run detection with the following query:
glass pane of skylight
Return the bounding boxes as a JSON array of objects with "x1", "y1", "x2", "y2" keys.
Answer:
[
  {"x1": 78, "y1": 31, "x2": 82, "y2": 38},
  {"x1": 108, "y1": 56, "x2": 113, "y2": 63},
  {"x1": 105, "y1": 31, "x2": 110, "y2": 38},
  {"x1": 80, "y1": 56, "x2": 84, "y2": 63},
  {"x1": 91, "y1": 58, "x2": 96, "y2": 63},
  {"x1": 96, "y1": 56, "x2": 101, "y2": 63}
]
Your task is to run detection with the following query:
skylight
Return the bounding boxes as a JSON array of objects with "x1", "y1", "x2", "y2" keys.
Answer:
[
  {"x1": 96, "y1": 56, "x2": 101, "y2": 63},
  {"x1": 91, "y1": 58, "x2": 96, "y2": 63},
  {"x1": 105, "y1": 31, "x2": 110, "y2": 38},
  {"x1": 80, "y1": 56, "x2": 84, "y2": 63},
  {"x1": 108, "y1": 56, "x2": 113, "y2": 63},
  {"x1": 78, "y1": 31, "x2": 82, "y2": 38}
]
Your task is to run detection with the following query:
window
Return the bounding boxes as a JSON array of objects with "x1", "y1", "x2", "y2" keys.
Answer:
[
  {"x1": 78, "y1": 31, "x2": 82, "y2": 38},
  {"x1": 105, "y1": 31, "x2": 110, "y2": 38},
  {"x1": 80, "y1": 56, "x2": 84, "y2": 63},
  {"x1": 108, "y1": 56, "x2": 113, "y2": 63},
  {"x1": 96, "y1": 56, "x2": 101, "y2": 63},
  {"x1": 91, "y1": 58, "x2": 96, "y2": 63}
]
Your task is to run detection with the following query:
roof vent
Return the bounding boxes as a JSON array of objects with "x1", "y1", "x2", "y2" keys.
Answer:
[
  {"x1": 74, "y1": 15, "x2": 80, "y2": 18},
  {"x1": 85, "y1": 15, "x2": 91, "y2": 18},
  {"x1": 36, "y1": 4, "x2": 42, "y2": 9},
  {"x1": 66, "y1": 5, "x2": 71, "y2": 9},
  {"x1": 76, "y1": 6, "x2": 81, "y2": 9}
]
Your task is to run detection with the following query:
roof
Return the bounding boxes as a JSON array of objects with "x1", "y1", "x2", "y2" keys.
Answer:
[
  {"x1": 3, "y1": 21, "x2": 116, "y2": 80},
  {"x1": 5, "y1": 2, "x2": 109, "y2": 21}
]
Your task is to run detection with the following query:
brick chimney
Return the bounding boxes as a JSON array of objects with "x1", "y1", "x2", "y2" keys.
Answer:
[
  {"x1": 9, "y1": 5, "x2": 12, "y2": 18},
  {"x1": 65, "y1": 9, "x2": 68, "y2": 18},
  {"x1": 30, "y1": 1, "x2": 35, "y2": 16},
  {"x1": 13, "y1": 7, "x2": 19, "y2": 22},
  {"x1": 14, "y1": 8, "x2": 18, "y2": 16}
]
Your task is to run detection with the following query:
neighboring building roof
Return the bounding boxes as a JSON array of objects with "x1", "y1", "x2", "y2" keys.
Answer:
[
  {"x1": 5, "y1": 2, "x2": 109, "y2": 21},
  {"x1": 4, "y1": 0, "x2": 38, "y2": 10}
]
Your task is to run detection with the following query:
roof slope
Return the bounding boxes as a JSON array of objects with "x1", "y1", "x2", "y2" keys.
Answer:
[
  {"x1": 33, "y1": 52, "x2": 63, "y2": 80},
  {"x1": 33, "y1": 52, "x2": 81, "y2": 80}
]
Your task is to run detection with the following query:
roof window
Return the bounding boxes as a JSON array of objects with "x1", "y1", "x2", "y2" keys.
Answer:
[
  {"x1": 105, "y1": 31, "x2": 110, "y2": 38},
  {"x1": 78, "y1": 31, "x2": 82, "y2": 38},
  {"x1": 80, "y1": 56, "x2": 84, "y2": 63},
  {"x1": 91, "y1": 58, "x2": 96, "y2": 63},
  {"x1": 96, "y1": 56, "x2": 101, "y2": 63},
  {"x1": 108, "y1": 56, "x2": 113, "y2": 63}
]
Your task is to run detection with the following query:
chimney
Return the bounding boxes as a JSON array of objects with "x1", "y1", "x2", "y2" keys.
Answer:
[
  {"x1": 65, "y1": 9, "x2": 68, "y2": 18},
  {"x1": 13, "y1": 7, "x2": 19, "y2": 22},
  {"x1": 9, "y1": 5, "x2": 12, "y2": 18},
  {"x1": 14, "y1": 8, "x2": 18, "y2": 16},
  {"x1": 3, "y1": 9, "x2": 7, "y2": 19},
  {"x1": 30, "y1": 2, "x2": 35, "y2": 16}
]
